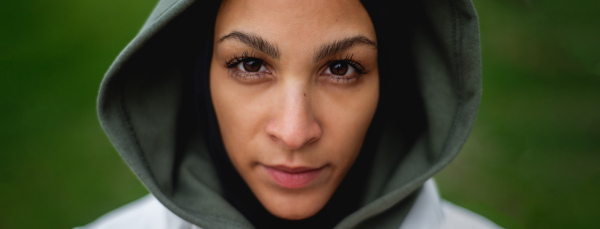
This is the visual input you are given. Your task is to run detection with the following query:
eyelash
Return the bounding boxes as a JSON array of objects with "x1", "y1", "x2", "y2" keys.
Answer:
[
  {"x1": 224, "y1": 51, "x2": 269, "y2": 82},
  {"x1": 321, "y1": 54, "x2": 367, "y2": 84},
  {"x1": 224, "y1": 52, "x2": 367, "y2": 84}
]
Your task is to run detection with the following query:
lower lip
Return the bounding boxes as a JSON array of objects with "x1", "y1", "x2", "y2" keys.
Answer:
[{"x1": 264, "y1": 166, "x2": 323, "y2": 189}]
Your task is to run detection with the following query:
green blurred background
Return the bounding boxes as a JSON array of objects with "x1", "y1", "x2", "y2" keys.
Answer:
[{"x1": 1, "y1": 0, "x2": 598, "y2": 228}]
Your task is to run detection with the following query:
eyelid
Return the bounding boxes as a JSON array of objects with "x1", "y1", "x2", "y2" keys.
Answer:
[
  {"x1": 224, "y1": 52, "x2": 368, "y2": 84},
  {"x1": 225, "y1": 52, "x2": 272, "y2": 83},
  {"x1": 318, "y1": 55, "x2": 367, "y2": 84},
  {"x1": 320, "y1": 54, "x2": 367, "y2": 74}
]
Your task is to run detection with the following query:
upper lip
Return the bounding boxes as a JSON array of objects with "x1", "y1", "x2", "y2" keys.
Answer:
[{"x1": 264, "y1": 165, "x2": 324, "y2": 173}]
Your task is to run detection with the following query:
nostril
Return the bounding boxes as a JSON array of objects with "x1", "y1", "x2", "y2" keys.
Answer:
[
  {"x1": 305, "y1": 136, "x2": 318, "y2": 146},
  {"x1": 267, "y1": 127, "x2": 321, "y2": 150},
  {"x1": 269, "y1": 134, "x2": 279, "y2": 143}
]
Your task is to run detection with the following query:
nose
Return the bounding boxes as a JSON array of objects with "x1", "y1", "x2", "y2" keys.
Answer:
[{"x1": 265, "y1": 87, "x2": 322, "y2": 150}]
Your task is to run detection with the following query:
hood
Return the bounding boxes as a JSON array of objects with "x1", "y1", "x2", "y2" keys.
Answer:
[{"x1": 97, "y1": 0, "x2": 481, "y2": 228}]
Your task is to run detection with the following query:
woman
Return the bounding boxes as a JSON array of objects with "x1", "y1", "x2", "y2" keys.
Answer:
[{"x1": 83, "y1": 0, "x2": 499, "y2": 228}]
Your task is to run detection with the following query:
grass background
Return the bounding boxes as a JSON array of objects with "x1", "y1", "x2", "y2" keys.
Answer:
[{"x1": 1, "y1": 0, "x2": 598, "y2": 228}]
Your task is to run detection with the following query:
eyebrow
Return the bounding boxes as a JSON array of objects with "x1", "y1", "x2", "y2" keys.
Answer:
[
  {"x1": 217, "y1": 31, "x2": 377, "y2": 62},
  {"x1": 313, "y1": 36, "x2": 377, "y2": 62},
  {"x1": 218, "y1": 31, "x2": 281, "y2": 59}
]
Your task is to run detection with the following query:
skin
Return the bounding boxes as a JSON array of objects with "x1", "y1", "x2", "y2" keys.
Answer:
[{"x1": 210, "y1": 0, "x2": 379, "y2": 220}]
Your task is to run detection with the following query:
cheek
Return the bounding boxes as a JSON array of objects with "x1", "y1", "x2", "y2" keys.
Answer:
[
  {"x1": 209, "y1": 61, "x2": 272, "y2": 164},
  {"x1": 316, "y1": 73, "x2": 380, "y2": 170}
]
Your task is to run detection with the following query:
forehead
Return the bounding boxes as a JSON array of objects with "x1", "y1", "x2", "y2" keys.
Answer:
[{"x1": 214, "y1": 0, "x2": 376, "y2": 49}]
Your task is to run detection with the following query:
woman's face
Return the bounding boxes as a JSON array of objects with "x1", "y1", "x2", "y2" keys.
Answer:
[{"x1": 210, "y1": 0, "x2": 378, "y2": 220}]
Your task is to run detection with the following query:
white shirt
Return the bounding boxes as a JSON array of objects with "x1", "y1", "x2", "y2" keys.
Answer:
[{"x1": 78, "y1": 179, "x2": 501, "y2": 229}]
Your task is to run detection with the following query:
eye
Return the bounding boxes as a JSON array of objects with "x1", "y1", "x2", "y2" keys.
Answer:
[
  {"x1": 325, "y1": 61, "x2": 356, "y2": 76},
  {"x1": 236, "y1": 58, "x2": 268, "y2": 73},
  {"x1": 321, "y1": 59, "x2": 366, "y2": 84},
  {"x1": 225, "y1": 56, "x2": 272, "y2": 83}
]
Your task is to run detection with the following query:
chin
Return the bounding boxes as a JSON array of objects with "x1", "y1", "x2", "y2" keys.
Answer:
[
  {"x1": 256, "y1": 187, "x2": 334, "y2": 220},
  {"x1": 265, "y1": 202, "x2": 323, "y2": 220}
]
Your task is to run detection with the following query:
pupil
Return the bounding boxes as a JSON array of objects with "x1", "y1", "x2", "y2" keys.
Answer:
[
  {"x1": 331, "y1": 62, "x2": 348, "y2": 75},
  {"x1": 243, "y1": 59, "x2": 262, "y2": 72}
]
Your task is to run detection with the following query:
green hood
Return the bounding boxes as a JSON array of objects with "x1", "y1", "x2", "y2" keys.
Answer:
[{"x1": 97, "y1": 0, "x2": 481, "y2": 228}]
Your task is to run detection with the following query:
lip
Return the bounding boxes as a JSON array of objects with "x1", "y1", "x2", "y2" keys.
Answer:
[{"x1": 263, "y1": 165, "x2": 324, "y2": 189}]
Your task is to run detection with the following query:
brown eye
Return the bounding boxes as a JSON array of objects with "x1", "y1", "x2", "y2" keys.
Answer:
[
  {"x1": 330, "y1": 62, "x2": 349, "y2": 76},
  {"x1": 325, "y1": 61, "x2": 356, "y2": 77},
  {"x1": 242, "y1": 58, "x2": 263, "y2": 72}
]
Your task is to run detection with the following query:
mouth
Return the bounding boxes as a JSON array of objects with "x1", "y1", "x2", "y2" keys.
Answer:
[{"x1": 263, "y1": 165, "x2": 325, "y2": 189}]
